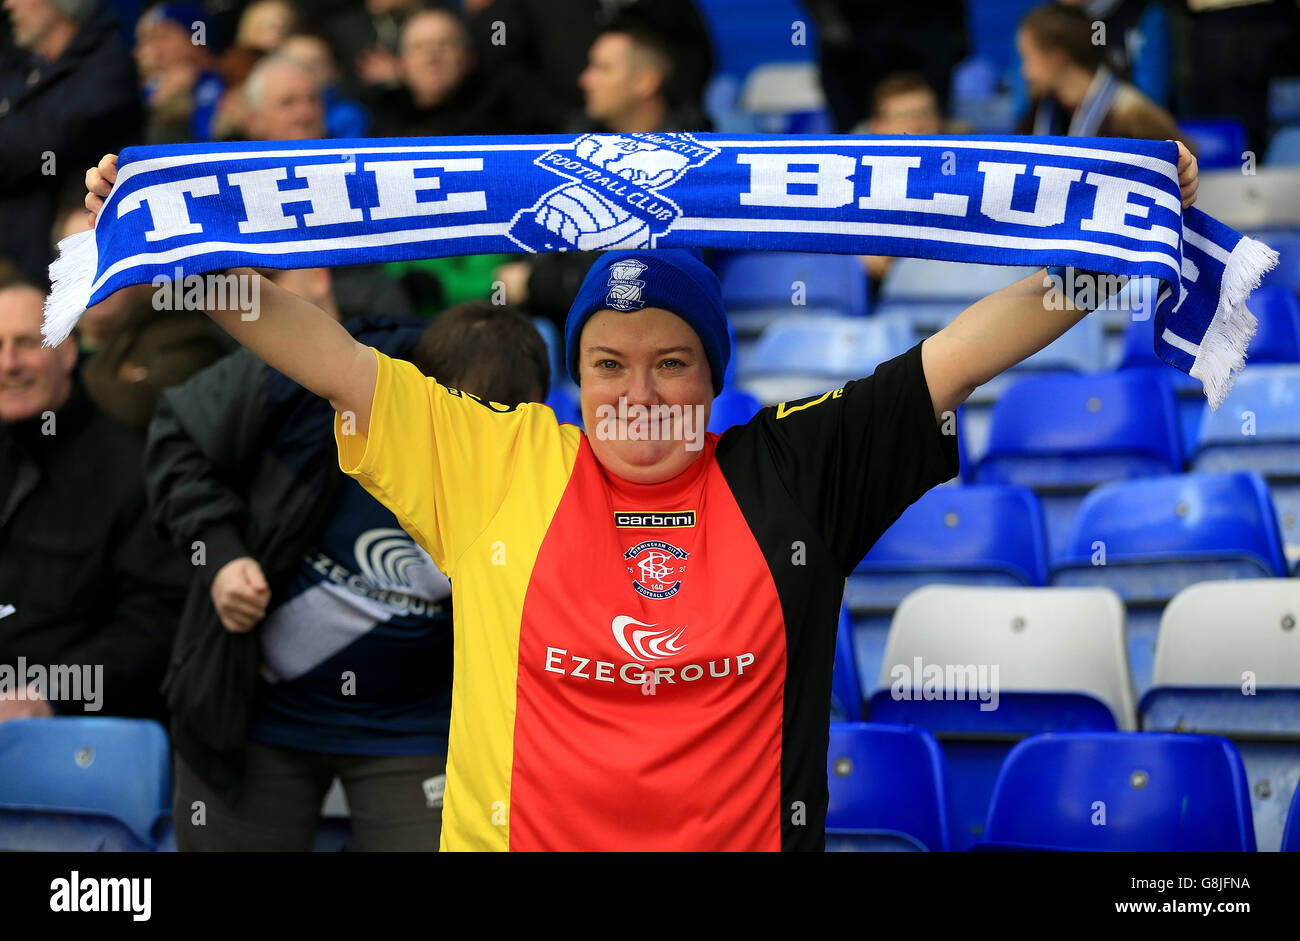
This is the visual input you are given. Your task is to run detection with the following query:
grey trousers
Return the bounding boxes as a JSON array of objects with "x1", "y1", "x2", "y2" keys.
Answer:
[{"x1": 172, "y1": 742, "x2": 446, "y2": 851}]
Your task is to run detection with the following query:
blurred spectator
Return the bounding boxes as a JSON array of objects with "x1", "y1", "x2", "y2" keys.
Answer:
[
  {"x1": 803, "y1": 0, "x2": 968, "y2": 133},
  {"x1": 280, "y1": 27, "x2": 369, "y2": 138},
  {"x1": 148, "y1": 299, "x2": 548, "y2": 850},
  {"x1": 211, "y1": 0, "x2": 298, "y2": 103},
  {"x1": 467, "y1": 0, "x2": 600, "y2": 132},
  {"x1": 135, "y1": 2, "x2": 225, "y2": 143},
  {"x1": 499, "y1": 15, "x2": 713, "y2": 329},
  {"x1": 1060, "y1": 0, "x2": 1173, "y2": 107},
  {"x1": 468, "y1": 0, "x2": 711, "y2": 134},
  {"x1": 0, "y1": 0, "x2": 141, "y2": 287},
  {"x1": 232, "y1": 0, "x2": 295, "y2": 54},
  {"x1": 225, "y1": 51, "x2": 324, "y2": 140},
  {"x1": 1015, "y1": 2, "x2": 1190, "y2": 146},
  {"x1": 365, "y1": 6, "x2": 514, "y2": 137},
  {"x1": 578, "y1": 17, "x2": 710, "y2": 133},
  {"x1": 851, "y1": 71, "x2": 945, "y2": 135},
  {"x1": 52, "y1": 203, "x2": 230, "y2": 431},
  {"x1": 1179, "y1": 0, "x2": 1300, "y2": 157},
  {"x1": 329, "y1": 0, "x2": 425, "y2": 95},
  {"x1": 851, "y1": 73, "x2": 952, "y2": 290},
  {"x1": 0, "y1": 267, "x2": 189, "y2": 722}
]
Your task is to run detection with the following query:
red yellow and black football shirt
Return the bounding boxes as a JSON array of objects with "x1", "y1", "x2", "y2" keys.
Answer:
[{"x1": 334, "y1": 339, "x2": 958, "y2": 851}]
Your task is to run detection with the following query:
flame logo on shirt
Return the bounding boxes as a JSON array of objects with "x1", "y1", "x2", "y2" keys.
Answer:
[{"x1": 611, "y1": 616, "x2": 687, "y2": 662}]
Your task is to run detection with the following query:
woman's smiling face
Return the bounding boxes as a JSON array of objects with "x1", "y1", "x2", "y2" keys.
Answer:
[{"x1": 578, "y1": 307, "x2": 714, "y2": 485}]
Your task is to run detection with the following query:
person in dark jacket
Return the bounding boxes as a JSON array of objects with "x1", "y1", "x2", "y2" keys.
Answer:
[
  {"x1": 146, "y1": 303, "x2": 549, "y2": 851},
  {"x1": 364, "y1": 7, "x2": 518, "y2": 138},
  {"x1": 0, "y1": 272, "x2": 189, "y2": 722},
  {"x1": 0, "y1": 0, "x2": 141, "y2": 287}
]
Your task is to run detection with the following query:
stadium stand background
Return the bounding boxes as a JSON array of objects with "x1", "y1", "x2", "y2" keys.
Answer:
[{"x1": 2, "y1": 0, "x2": 1299, "y2": 852}]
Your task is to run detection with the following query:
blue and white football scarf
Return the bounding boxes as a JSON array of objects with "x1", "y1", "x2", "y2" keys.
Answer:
[{"x1": 43, "y1": 132, "x2": 1277, "y2": 409}]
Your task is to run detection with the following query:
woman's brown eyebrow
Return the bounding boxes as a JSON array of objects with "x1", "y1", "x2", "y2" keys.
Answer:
[{"x1": 584, "y1": 345, "x2": 695, "y2": 355}]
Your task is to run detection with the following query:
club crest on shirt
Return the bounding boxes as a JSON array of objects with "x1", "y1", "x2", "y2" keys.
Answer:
[{"x1": 623, "y1": 540, "x2": 689, "y2": 600}]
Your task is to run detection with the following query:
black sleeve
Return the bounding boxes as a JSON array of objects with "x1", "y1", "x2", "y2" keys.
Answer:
[
  {"x1": 143, "y1": 349, "x2": 270, "y2": 580},
  {"x1": 50, "y1": 490, "x2": 191, "y2": 720},
  {"x1": 743, "y1": 338, "x2": 959, "y2": 575}
]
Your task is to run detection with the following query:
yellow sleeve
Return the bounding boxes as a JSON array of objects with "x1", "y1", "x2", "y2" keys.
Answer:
[{"x1": 334, "y1": 346, "x2": 560, "y2": 574}]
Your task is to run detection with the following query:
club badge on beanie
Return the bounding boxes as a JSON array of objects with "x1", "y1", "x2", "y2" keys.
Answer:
[{"x1": 565, "y1": 250, "x2": 731, "y2": 396}]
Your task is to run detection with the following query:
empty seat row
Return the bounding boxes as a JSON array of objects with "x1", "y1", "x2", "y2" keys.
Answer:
[
  {"x1": 833, "y1": 580, "x2": 1300, "y2": 850},
  {"x1": 828, "y1": 723, "x2": 1285, "y2": 852}
]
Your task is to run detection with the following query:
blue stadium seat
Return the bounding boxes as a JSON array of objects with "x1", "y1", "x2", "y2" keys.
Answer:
[
  {"x1": 1051, "y1": 472, "x2": 1288, "y2": 696},
  {"x1": 869, "y1": 585, "x2": 1134, "y2": 849},
  {"x1": 1138, "y1": 579, "x2": 1300, "y2": 851},
  {"x1": 1053, "y1": 472, "x2": 1288, "y2": 584},
  {"x1": 693, "y1": 0, "x2": 816, "y2": 79},
  {"x1": 0, "y1": 718, "x2": 171, "y2": 851},
  {"x1": 1180, "y1": 283, "x2": 1300, "y2": 368},
  {"x1": 1193, "y1": 363, "x2": 1300, "y2": 567},
  {"x1": 878, "y1": 258, "x2": 1037, "y2": 304},
  {"x1": 1116, "y1": 307, "x2": 1213, "y2": 457},
  {"x1": 545, "y1": 383, "x2": 581, "y2": 427},
  {"x1": 1266, "y1": 125, "x2": 1300, "y2": 166},
  {"x1": 1181, "y1": 118, "x2": 1249, "y2": 171},
  {"x1": 826, "y1": 722, "x2": 950, "y2": 851},
  {"x1": 974, "y1": 370, "x2": 1183, "y2": 560},
  {"x1": 708, "y1": 386, "x2": 762, "y2": 434},
  {"x1": 1247, "y1": 286, "x2": 1300, "y2": 362},
  {"x1": 831, "y1": 606, "x2": 863, "y2": 723},
  {"x1": 739, "y1": 314, "x2": 913, "y2": 404},
  {"x1": 1255, "y1": 230, "x2": 1300, "y2": 296},
  {"x1": 975, "y1": 732, "x2": 1256, "y2": 851},
  {"x1": 720, "y1": 252, "x2": 869, "y2": 339},
  {"x1": 532, "y1": 316, "x2": 564, "y2": 387},
  {"x1": 965, "y1": 0, "x2": 1040, "y2": 77},
  {"x1": 847, "y1": 484, "x2": 1048, "y2": 616},
  {"x1": 1284, "y1": 783, "x2": 1300, "y2": 851}
]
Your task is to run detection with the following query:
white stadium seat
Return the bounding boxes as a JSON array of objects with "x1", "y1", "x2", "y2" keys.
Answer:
[
  {"x1": 878, "y1": 585, "x2": 1137, "y2": 730},
  {"x1": 1151, "y1": 578, "x2": 1300, "y2": 687}
]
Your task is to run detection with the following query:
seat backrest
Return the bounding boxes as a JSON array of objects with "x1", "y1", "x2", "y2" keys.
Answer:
[
  {"x1": 826, "y1": 721, "x2": 950, "y2": 851},
  {"x1": 743, "y1": 314, "x2": 912, "y2": 378},
  {"x1": 1194, "y1": 362, "x2": 1300, "y2": 459},
  {"x1": 879, "y1": 258, "x2": 1038, "y2": 303},
  {"x1": 1180, "y1": 118, "x2": 1248, "y2": 170},
  {"x1": 856, "y1": 483, "x2": 1048, "y2": 586},
  {"x1": 1014, "y1": 313, "x2": 1104, "y2": 373},
  {"x1": 1151, "y1": 578, "x2": 1300, "y2": 687},
  {"x1": 720, "y1": 251, "x2": 868, "y2": 317},
  {"x1": 1192, "y1": 172, "x2": 1300, "y2": 231},
  {"x1": 1258, "y1": 231, "x2": 1300, "y2": 294},
  {"x1": 708, "y1": 387, "x2": 762, "y2": 434},
  {"x1": 878, "y1": 585, "x2": 1136, "y2": 730},
  {"x1": 1265, "y1": 124, "x2": 1300, "y2": 166},
  {"x1": 981, "y1": 731, "x2": 1256, "y2": 851},
  {"x1": 978, "y1": 370, "x2": 1182, "y2": 475},
  {"x1": 0, "y1": 718, "x2": 170, "y2": 847},
  {"x1": 1284, "y1": 781, "x2": 1300, "y2": 852},
  {"x1": 831, "y1": 606, "x2": 862, "y2": 722},
  {"x1": 1053, "y1": 471, "x2": 1288, "y2": 577}
]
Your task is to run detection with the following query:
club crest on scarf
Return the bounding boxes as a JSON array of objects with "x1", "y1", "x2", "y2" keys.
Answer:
[{"x1": 508, "y1": 132, "x2": 718, "y2": 253}]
